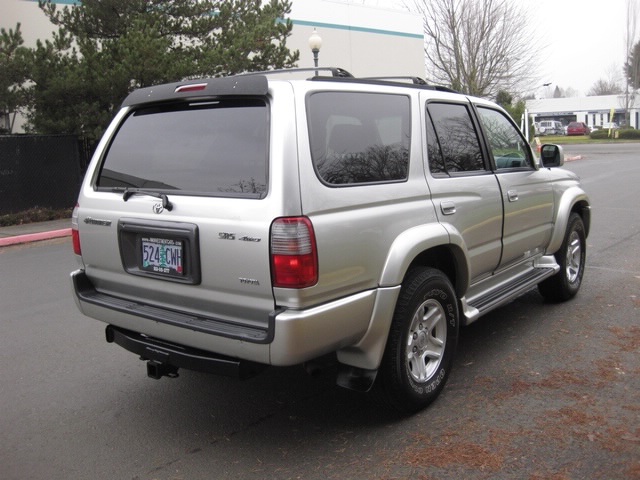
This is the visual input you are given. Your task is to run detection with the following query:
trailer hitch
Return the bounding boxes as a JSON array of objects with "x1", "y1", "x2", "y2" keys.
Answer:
[{"x1": 146, "y1": 360, "x2": 179, "y2": 379}]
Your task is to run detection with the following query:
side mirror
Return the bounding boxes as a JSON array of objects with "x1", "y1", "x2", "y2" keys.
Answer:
[{"x1": 540, "y1": 144, "x2": 564, "y2": 168}]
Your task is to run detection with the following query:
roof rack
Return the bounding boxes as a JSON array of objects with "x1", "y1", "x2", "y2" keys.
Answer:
[
  {"x1": 363, "y1": 76, "x2": 429, "y2": 85},
  {"x1": 240, "y1": 67, "x2": 354, "y2": 78},
  {"x1": 363, "y1": 77, "x2": 459, "y2": 93},
  {"x1": 237, "y1": 68, "x2": 459, "y2": 93}
]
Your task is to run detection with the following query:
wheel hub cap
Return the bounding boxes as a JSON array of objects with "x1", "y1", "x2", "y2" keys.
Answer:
[
  {"x1": 566, "y1": 231, "x2": 582, "y2": 283},
  {"x1": 406, "y1": 299, "x2": 447, "y2": 383}
]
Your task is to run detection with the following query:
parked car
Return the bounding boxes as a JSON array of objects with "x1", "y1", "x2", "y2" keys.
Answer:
[
  {"x1": 602, "y1": 122, "x2": 619, "y2": 130},
  {"x1": 535, "y1": 120, "x2": 564, "y2": 136},
  {"x1": 567, "y1": 121, "x2": 591, "y2": 136},
  {"x1": 71, "y1": 68, "x2": 591, "y2": 413}
]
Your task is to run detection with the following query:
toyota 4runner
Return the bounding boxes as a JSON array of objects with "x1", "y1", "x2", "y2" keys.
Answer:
[{"x1": 71, "y1": 68, "x2": 591, "y2": 413}]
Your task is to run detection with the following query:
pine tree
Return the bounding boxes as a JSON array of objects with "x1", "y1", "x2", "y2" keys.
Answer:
[
  {"x1": 25, "y1": 0, "x2": 299, "y2": 144},
  {"x1": 0, "y1": 24, "x2": 29, "y2": 133}
]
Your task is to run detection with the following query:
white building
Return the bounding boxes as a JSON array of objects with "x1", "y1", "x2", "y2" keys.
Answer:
[
  {"x1": 526, "y1": 95, "x2": 639, "y2": 130},
  {"x1": 287, "y1": 1, "x2": 424, "y2": 77},
  {"x1": 1, "y1": 0, "x2": 424, "y2": 133}
]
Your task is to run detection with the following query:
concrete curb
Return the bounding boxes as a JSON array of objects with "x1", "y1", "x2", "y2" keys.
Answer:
[{"x1": 0, "y1": 228, "x2": 72, "y2": 247}]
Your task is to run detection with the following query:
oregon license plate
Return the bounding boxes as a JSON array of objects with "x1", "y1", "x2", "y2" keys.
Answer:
[{"x1": 141, "y1": 237, "x2": 183, "y2": 276}]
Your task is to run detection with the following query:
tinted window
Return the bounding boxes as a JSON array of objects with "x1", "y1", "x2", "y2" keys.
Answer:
[
  {"x1": 307, "y1": 92, "x2": 410, "y2": 185},
  {"x1": 476, "y1": 107, "x2": 533, "y2": 170},
  {"x1": 426, "y1": 103, "x2": 485, "y2": 175},
  {"x1": 97, "y1": 99, "x2": 268, "y2": 198}
]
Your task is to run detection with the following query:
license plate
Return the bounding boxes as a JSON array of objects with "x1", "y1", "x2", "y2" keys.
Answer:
[{"x1": 141, "y1": 237, "x2": 183, "y2": 276}]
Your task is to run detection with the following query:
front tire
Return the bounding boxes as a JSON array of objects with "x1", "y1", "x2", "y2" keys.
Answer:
[
  {"x1": 538, "y1": 212, "x2": 586, "y2": 302},
  {"x1": 376, "y1": 268, "x2": 459, "y2": 413}
]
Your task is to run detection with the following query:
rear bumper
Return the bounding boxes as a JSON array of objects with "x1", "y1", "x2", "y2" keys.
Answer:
[
  {"x1": 72, "y1": 269, "x2": 273, "y2": 343},
  {"x1": 71, "y1": 269, "x2": 375, "y2": 366}
]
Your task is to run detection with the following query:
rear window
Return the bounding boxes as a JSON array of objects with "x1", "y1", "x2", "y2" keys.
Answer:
[
  {"x1": 425, "y1": 102, "x2": 485, "y2": 175},
  {"x1": 97, "y1": 99, "x2": 269, "y2": 198},
  {"x1": 307, "y1": 92, "x2": 410, "y2": 185}
]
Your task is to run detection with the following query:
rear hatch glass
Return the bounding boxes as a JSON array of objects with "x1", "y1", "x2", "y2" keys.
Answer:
[{"x1": 97, "y1": 99, "x2": 268, "y2": 197}]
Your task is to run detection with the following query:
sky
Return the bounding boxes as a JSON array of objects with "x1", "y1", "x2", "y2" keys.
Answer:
[
  {"x1": 529, "y1": 0, "x2": 632, "y2": 96},
  {"x1": 364, "y1": 0, "x2": 636, "y2": 97}
]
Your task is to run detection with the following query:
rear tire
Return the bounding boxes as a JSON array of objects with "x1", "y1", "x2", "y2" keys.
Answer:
[
  {"x1": 538, "y1": 212, "x2": 586, "y2": 302},
  {"x1": 376, "y1": 268, "x2": 459, "y2": 414}
]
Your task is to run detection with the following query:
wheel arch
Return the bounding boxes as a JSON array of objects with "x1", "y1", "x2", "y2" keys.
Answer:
[
  {"x1": 547, "y1": 188, "x2": 591, "y2": 255},
  {"x1": 336, "y1": 224, "x2": 469, "y2": 376},
  {"x1": 379, "y1": 223, "x2": 470, "y2": 297}
]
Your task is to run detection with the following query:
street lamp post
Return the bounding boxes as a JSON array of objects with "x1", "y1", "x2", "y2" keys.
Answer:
[
  {"x1": 308, "y1": 28, "x2": 322, "y2": 76},
  {"x1": 523, "y1": 82, "x2": 553, "y2": 141}
]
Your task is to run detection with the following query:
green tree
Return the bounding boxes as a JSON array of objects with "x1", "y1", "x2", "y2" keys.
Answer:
[
  {"x1": 0, "y1": 24, "x2": 30, "y2": 134},
  {"x1": 26, "y1": 0, "x2": 299, "y2": 144},
  {"x1": 496, "y1": 89, "x2": 524, "y2": 122},
  {"x1": 626, "y1": 40, "x2": 640, "y2": 90}
]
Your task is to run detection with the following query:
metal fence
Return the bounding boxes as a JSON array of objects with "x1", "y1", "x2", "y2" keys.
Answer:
[{"x1": 0, "y1": 135, "x2": 91, "y2": 215}]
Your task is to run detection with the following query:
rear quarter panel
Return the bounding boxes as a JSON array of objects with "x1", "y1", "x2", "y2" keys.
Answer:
[{"x1": 287, "y1": 83, "x2": 439, "y2": 308}]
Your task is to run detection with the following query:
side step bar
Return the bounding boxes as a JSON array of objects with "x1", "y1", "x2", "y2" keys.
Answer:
[
  {"x1": 105, "y1": 325, "x2": 267, "y2": 380},
  {"x1": 461, "y1": 263, "x2": 559, "y2": 325}
]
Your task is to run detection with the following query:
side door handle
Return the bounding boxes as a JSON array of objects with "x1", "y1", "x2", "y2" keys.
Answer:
[
  {"x1": 440, "y1": 201, "x2": 456, "y2": 215},
  {"x1": 507, "y1": 190, "x2": 519, "y2": 202}
]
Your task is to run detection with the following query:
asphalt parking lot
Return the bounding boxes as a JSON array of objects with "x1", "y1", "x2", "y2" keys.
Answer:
[{"x1": 0, "y1": 143, "x2": 638, "y2": 479}]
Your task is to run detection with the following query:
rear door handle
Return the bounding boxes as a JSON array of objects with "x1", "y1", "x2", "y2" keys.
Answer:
[
  {"x1": 507, "y1": 190, "x2": 519, "y2": 202},
  {"x1": 440, "y1": 201, "x2": 456, "y2": 215}
]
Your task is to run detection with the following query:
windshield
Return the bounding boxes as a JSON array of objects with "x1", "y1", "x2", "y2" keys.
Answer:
[{"x1": 97, "y1": 99, "x2": 269, "y2": 198}]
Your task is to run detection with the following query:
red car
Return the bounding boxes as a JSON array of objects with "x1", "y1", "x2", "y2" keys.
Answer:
[{"x1": 567, "y1": 122, "x2": 590, "y2": 136}]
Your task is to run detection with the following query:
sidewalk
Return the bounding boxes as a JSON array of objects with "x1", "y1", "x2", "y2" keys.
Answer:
[{"x1": 0, "y1": 218, "x2": 72, "y2": 247}]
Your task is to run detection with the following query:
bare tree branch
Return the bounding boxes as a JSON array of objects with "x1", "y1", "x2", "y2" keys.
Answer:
[{"x1": 405, "y1": 0, "x2": 540, "y2": 98}]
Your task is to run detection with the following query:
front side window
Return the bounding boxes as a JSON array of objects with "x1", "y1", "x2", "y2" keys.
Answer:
[
  {"x1": 426, "y1": 102, "x2": 485, "y2": 176},
  {"x1": 307, "y1": 92, "x2": 410, "y2": 185},
  {"x1": 476, "y1": 107, "x2": 533, "y2": 170},
  {"x1": 97, "y1": 99, "x2": 269, "y2": 198}
]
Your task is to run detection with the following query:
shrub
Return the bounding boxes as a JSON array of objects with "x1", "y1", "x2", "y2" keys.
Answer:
[
  {"x1": 590, "y1": 127, "x2": 640, "y2": 140},
  {"x1": 0, "y1": 207, "x2": 72, "y2": 227},
  {"x1": 618, "y1": 128, "x2": 640, "y2": 139},
  {"x1": 589, "y1": 129, "x2": 610, "y2": 139}
]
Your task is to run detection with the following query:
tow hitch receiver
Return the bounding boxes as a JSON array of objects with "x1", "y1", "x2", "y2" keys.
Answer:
[
  {"x1": 105, "y1": 325, "x2": 268, "y2": 380},
  {"x1": 146, "y1": 360, "x2": 179, "y2": 379}
]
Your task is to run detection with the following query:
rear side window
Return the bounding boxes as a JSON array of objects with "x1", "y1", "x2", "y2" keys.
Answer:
[
  {"x1": 426, "y1": 102, "x2": 485, "y2": 176},
  {"x1": 307, "y1": 92, "x2": 410, "y2": 185},
  {"x1": 97, "y1": 99, "x2": 269, "y2": 198}
]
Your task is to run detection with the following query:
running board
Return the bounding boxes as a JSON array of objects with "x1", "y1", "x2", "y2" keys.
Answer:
[{"x1": 461, "y1": 262, "x2": 559, "y2": 325}]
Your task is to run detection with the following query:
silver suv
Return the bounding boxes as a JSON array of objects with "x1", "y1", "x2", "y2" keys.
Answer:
[
  {"x1": 71, "y1": 68, "x2": 590, "y2": 413},
  {"x1": 535, "y1": 120, "x2": 564, "y2": 136}
]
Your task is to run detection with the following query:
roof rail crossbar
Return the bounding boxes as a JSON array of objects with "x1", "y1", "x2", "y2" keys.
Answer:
[
  {"x1": 363, "y1": 76, "x2": 429, "y2": 85},
  {"x1": 360, "y1": 76, "x2": 459, "y2": 93},
  {"x1": 240, "y1": 67, "x2": 354, "y2": 78}
]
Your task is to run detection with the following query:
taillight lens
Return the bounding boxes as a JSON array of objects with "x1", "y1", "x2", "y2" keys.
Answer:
[
  {"x1": 71, "y1": 203, "x2": 81, "y2": 255},
  {"x1": 271, "y1": 217, "x2": 318, "y2": 288}
]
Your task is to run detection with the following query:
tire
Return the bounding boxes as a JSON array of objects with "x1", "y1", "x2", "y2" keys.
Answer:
[
  {"x1": 376, "y1": 268, "x2": 459, "y2": 413},
  {"x1": 538, "y1": 212, "x2": 586, "y2": 302}
]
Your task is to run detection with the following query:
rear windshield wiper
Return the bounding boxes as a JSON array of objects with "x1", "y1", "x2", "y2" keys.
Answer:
[{"x1": 120, "y1": 188, "x2": 173, "y2": 211}]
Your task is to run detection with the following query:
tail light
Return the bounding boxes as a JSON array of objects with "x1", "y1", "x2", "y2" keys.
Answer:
[
  {"x1": 71, "y1": 203, "x2": 81, "y2": 255},
  {"x1": 270, "y1": 217, "x2": 318, "y2": 288}
]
